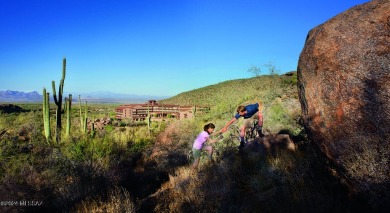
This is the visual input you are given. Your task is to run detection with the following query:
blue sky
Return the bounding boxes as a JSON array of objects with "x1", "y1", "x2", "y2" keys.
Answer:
[{"x1": 0, "y1": 0, "x2": 369, "y2": 97}]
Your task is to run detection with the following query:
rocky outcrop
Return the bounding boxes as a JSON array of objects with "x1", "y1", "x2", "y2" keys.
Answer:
[
  {"x1": 297, "y1": 0, "x2": 389, "y2": 210},
  {"x1": 88, "y1": 117, "x2": 112, "y2": 130}
]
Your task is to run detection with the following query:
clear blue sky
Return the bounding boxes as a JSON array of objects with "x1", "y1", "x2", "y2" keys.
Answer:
[{"x1": 0, "y1": 0, "x2": 369, "y2": 97}]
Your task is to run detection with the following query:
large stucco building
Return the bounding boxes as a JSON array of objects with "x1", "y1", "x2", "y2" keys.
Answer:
[{"x1": 115, "y1": 100, "x2": 209, "y2": 121}]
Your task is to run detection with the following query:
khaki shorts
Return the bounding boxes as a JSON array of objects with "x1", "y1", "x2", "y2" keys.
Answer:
[{"x1": 240, "y1": 113, "x2": 259, "y2": 128}]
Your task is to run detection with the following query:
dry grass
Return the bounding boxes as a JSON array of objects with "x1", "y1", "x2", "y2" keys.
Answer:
[
  {"x1": 152, "y1": 164, "x2": 232, "y2": 213},
  {"x1": 141, "y1": 139, "x2": 362, "y2": 213},
  {"x1": 73, "y1": 187, "x2": 135, "y2": 213}
]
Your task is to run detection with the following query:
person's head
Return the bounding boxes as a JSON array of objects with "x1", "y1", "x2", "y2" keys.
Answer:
[
  {"x1": 236, "y1": 105, "x2": 246, "y2": 116},
  {"x1": 204, "y1": 123, "x2": 215, "y2": 134}
]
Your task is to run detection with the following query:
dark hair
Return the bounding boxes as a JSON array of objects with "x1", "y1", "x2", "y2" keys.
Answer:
[{"x1": 203, "y1": 123, "x2": 215, "y2": 132}]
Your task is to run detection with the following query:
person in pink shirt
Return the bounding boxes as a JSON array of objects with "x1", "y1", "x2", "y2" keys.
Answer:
[{"x1": 191, "y1": 123, "x2": 221, "y2": 170}]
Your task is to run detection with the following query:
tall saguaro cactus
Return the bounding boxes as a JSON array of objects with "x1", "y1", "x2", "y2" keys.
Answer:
[
  {"x1": 79, "y1": 95, "x2": 88, "y2": 133},
  {"x1": 52, "y1": 58, "x2": 66, "y2": 143},
  {"x1": 65, "y1": 94, "x2": 72, "y2": 137},
  {"x1": 192, "y1": 105, "x2": 197, "y2": 118},
  {"x1": 42, "y1": 88, "x2": 51, "y2": 144},
  {"x1": 147, "y1": 105, "x2": 151, "y2": 133}
]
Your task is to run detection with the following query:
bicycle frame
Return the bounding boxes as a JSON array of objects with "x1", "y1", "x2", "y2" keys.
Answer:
[
  {"x1": 226, "y1": 124, "x2": 241, "y2": 145},
  {"x1": 246, "y1": 120, "x2": 259, "y2": 140}
]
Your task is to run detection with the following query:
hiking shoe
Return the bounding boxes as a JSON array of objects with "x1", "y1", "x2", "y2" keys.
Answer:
[
  {"x1": 238, "y1": 141, "x2": 246, "y2": 149},
  {"x1": 256, "y1": 126, "x2": 264, "y2": 137}
]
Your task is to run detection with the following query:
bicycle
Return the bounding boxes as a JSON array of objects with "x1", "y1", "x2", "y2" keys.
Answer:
[
  {"x1": 246, "y1": 119, "x2": 264, "y2": 140},
  {"x1": 187, "y1": 149, "x2": 194, "y2": 165},
  {"x1": 226, "y1": 120, "x2": 262, "y2": 142},
  {"x1": 218, "y1": 124, "x2": 241, "y2": 150}
]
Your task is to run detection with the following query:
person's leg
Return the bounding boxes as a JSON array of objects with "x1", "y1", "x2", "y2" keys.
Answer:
[
  {"x1": 192, "y1": 158, "x2": 200, "y2": 170},
  {"x1": 238, "y1": 118, "x2": 254, "y2": 149},
  {"x1": 257, "y1": 112, "x2": 264, "y2": 137},
  {"x1": 202, "y1": 145, "x2": 213, "y2": 161},
  {"x1": 238, "y1": 128, "x2": 246, "y2": 149},
  {"x1": 237, "y1": 125, "x2": 245, "y2": 149},
  {"x1": 191, "y1": 149, "x2": 201, "y2": 170},
  {"x1": 236, "y1": 119, "x2": 245, "y2": 149},
  {"x1": 239, "y1": 125, "x2": 246, "y2": 142}
]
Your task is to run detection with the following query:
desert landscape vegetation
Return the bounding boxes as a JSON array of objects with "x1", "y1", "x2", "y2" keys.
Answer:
[
  {"x1": 1, "y1": 1, "x2": 389, "y2": 212},
  {"x1": 0, "y1": 68, "x2": 374, "y2": 212}
]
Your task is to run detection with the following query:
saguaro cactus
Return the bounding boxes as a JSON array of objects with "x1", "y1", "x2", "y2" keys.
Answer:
[
  {"x1": 52, "y1": 58, "x2": 66, "y2": 143},
  {"x1": 79, "y1": 95, "x2": 88, "y2": 133},
  {"x1": 161, "y1": 103, "x2": 164, "y2": 120},
  {"x1": 192, "y1": 105, "x2": 197, "y2": 118},
  {"x1": 65, "y1": 94, "x2": 72, "y2": 137},
  {"x1": 90, "y1": 120, "x2": 95, "y2": 138},
  {"x1": 42, "y1": 88, "x2": 51, "y2": 143},
  {"x1": 147, "y1": 114, "x2": 151, "y2": 132},
  {"x1": 147, "y1": 105, "x2": 151, "y2": 133}
]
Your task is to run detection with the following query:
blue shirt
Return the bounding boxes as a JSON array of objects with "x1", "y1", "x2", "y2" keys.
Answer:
[{"x1": 234, "y1": 103, "x2": 259, "y2": 119}]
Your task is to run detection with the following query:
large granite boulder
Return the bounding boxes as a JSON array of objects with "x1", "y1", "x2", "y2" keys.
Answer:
[{"x1": 297, "y1": 0, "x2": 389, "y2": 210}]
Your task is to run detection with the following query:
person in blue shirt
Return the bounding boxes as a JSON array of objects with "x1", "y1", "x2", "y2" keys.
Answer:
[{"x1": 218, "y1": 102, "x2": 264, "y2": 149}]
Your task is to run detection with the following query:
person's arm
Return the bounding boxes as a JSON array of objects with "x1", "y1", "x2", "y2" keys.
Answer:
[
  {"x1": 221, "y1": 117, "x2": 237, "y2": 133},
  {"x1": 212, "y1": 129, "x2": 221, "y2": 135},
  {"x1": 207, "y1": 136, "x2": 218, "y2": 143},
  {"x1": 207, "y1": 134, "x2": 223, "y2": 143}
]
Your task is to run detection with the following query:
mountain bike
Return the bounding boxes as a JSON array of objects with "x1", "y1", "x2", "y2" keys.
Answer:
[
  {"x1": 226, "y1": 120, "x2": 262, "y2": 143},
  {"x1": 246, "y1": 119, "x2": 264, "y2": 140},
  {"x1": 187, "y1": 149, "x2": 195, "y2": 165},
  {"x1": 223, "y1": 124, "x2": 239, "y2": 144}
]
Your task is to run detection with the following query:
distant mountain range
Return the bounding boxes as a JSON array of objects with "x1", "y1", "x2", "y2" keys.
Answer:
[
  {"x1": 0, "y1": 90, "x2": 41, "y2": 102},
  {"x1": 0, "y1": 90, "x2": 170, "y2": 103}
]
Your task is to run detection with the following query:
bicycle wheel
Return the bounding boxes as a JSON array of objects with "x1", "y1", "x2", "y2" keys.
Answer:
[
  {"x1": 226, "y1": 124, "x2": 241, "y2": 147},
  {"x1": 187, "y1": 150, "x2": 194, "y2": 164},
  {"x1": 246, "y1": 120, "x2": 260, "y2": 140}
]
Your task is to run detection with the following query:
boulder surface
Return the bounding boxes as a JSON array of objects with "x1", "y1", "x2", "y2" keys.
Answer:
[{"x1": 297, "y1": 0, "x2": 389, "y2": 209}]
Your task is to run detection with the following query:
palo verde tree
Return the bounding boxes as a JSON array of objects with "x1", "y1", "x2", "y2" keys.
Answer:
[
  {"x1": 248, "y1": 65, "x2": 262, "y2": 77},
  {"x1": 264, "y1": 61, "x2": 280, "y2": 100}
]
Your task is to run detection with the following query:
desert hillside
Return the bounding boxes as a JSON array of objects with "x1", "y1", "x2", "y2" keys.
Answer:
[{"x1": 0, "y1": 72, "x2": 376, "y2": 212}]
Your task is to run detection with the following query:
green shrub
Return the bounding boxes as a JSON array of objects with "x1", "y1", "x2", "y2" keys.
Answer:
[{"x1": 130, "y1": 138, "x2": 153, "y2": 153}]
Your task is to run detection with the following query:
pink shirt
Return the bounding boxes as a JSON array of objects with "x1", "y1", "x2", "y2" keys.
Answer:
[{"x1": 192, "y1": 131, "x2": 209, "y2": 149}]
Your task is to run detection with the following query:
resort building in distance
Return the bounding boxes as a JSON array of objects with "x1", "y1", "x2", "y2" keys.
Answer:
[{"x1": 115, "y1": 100, "x2": 210, "y2": 121}]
